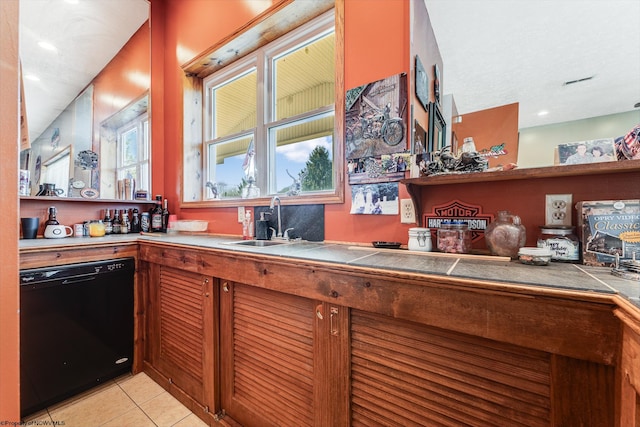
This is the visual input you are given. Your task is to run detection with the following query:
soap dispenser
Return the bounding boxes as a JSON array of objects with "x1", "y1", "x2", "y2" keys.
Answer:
[{"x1": 256, "y1": 212, "x2": 270, "y2": 240}]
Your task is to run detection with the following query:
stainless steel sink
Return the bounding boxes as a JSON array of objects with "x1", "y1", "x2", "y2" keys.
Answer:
[{"x1": 228, "y1": 240, "x2": 290, "y2": 247}]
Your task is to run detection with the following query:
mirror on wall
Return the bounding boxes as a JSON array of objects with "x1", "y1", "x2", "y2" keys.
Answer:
[
  {"x1": 19, "y1": 0, "x2": 150, "y2": 199},
  {"x1": 424, "y1": 0, "x2": 640, "y2": 168}
]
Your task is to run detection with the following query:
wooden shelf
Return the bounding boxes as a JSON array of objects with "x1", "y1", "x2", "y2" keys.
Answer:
[
  {"x1": 401, "y1": 159, "x2": 640, "y2": 187},
  {"x1": 20, "y1": 196, "x2": 153, "y2": 204}
]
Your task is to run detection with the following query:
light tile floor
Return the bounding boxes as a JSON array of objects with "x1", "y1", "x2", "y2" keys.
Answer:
[{"x1": 22, "y1": 372, "x2": 208, "y2": 427}]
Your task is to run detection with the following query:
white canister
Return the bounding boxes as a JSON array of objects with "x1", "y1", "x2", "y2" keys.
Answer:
[{"x1": 408, "y1": 227, "x2": 432, "y2": 252}]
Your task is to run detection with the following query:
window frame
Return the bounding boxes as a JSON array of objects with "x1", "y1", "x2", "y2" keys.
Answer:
[
  {"x1": 182, "y1": 2, "x2": 343, "y2": 208},
  {"x1": 116, "y1": 112, "x2": 150, "y2": 194}
]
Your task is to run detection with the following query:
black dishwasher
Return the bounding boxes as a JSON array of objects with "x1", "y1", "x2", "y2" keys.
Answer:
[{"x1": 20, "y1": 258, "x2": 135, "y2": 417}]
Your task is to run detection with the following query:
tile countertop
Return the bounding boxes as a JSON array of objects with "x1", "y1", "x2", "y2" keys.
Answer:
[{"x1": 19, "y1": 233, "x2": 640, "y2": 308}]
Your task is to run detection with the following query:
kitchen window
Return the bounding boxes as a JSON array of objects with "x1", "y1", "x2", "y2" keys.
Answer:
[{"x1": 203, "y1": 11, "x2": 335, "y2": 200}]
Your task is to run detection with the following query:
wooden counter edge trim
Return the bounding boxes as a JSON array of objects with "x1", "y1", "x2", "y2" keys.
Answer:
[
  {"x1": 19, "y1": 243, "x2": 138, "y2": 269},
  {"x1": 137, "y1": 240, "x2": 618, "y2": 306},
  {"x1": 613, "y1": 298, "x2": 640, "y2": 335},
  {"x1": 139, "y1": 242, "x2": 620, "y2": 365}
]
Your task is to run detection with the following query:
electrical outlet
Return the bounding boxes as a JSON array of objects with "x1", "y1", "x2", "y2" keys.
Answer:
[
  {"x1": 237, "y1": 206, "x2": 245, "y2": 223},
  {"x1": 545, "y1": 194, "x2": 572, "y2": 226},
  {"x1": 400, "y1": 199, "x2": 416, "y2": 224}
]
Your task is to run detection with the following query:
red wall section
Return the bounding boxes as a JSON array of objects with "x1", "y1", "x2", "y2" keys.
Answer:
[
  {"x1": 418, "y1": 169, "x2": 640, "y2": 249},
  {"x1": 154, "y1": 0, "x2": 417, "y2": 243},
  {"x1": 452, "y1": 102, "x2": 519, "y2": 168},
  {"x1": 326, "y1": 0, "x2": 412, "y2": 244}
]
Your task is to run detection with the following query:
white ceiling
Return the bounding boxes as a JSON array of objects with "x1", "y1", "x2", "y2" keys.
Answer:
[
  {"x1": 19, "y1": 0, "x2": 640, "y2": 144},
  {"x1": 19, "y1": 0, "x2": 149, "y2": 143},
  {"x1": 424, "y1": 0, "x2": 640, "y2": 129}
]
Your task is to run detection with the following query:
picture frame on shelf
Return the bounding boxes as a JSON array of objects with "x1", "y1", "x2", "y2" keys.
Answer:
[{"x1": 428, "y1": 102, "x2": 446, "y2": 152}]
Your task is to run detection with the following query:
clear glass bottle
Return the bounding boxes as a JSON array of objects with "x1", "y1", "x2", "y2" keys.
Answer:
[
  {"x1": 485, "y1": 211, "x2": 526, "y2": 259},
  {"x1": 121, "y1": 210, "x2": 130, "y2": 234}
]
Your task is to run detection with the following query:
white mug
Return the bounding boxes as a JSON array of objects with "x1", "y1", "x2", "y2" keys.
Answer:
[{"x1": 44, "y1": 224, "x2": 73, "y2": 239}]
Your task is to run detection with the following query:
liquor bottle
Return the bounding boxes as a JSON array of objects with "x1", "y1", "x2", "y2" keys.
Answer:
[
  {"x1": 112, "y1": 210, "x2": 122, "y2": 234},
  {"x1": 121, "y1": 209, "x2": 130, "y2": 234},
  {"x1": 161, "y1": 199, "x2": 170, "y2": 233},
  {"x1": 151, "y1": 195, "x2": 163, "y2": 232},
  {"x1": 45, "y1": 206, "x2": 59, "y2": 226},
  {"x1": 131, "y1": 209, "x2": 141, "y2": 233},
  {"x1": 103, "y1": 209, "x2": 113, "y2": 235}
]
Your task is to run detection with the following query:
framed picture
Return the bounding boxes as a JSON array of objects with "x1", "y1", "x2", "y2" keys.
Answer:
[
  {"x1": 415, "y1": 56, "x2": 429, "y2": 111},
  {"x1": 433, "y1": 64, "x2": 441, "y2": 106},
  {"x1": 428, "y1": 102, "x2": 446, "y2": 151},
  {"x1": 555, "y1": 138, "x2": 617, "y2": 165},
  {"x1": 413, "y1": 120, "x2": 427, "y2": 155}
]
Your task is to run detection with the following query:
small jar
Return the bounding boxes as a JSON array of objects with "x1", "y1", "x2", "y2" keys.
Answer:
[
  {"x1": 537, "y1": 225, "x2": 580, "y2": 262},
  {"x1": 408, "y1": 227, "x2": 432, "y2": 252},
  {"x1": 437, "y1": 220, "x2": 472, "y2": 254},
  {"x1": 88, "y1": 220, "x2": 106, "y2": 237}
]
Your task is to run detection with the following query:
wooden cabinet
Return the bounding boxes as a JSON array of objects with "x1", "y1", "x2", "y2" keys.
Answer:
[
  {"x1": 143, "y1": 262, "x2": 218, "y2": 416},
  {"x1": 137, "y1": 243, "x2": 630, "y2": 426},
  {"x1": 615, "y1": 303, "x2": 640, "y2": 427},
  {"x1": 349, "y1": 309, "x2": 552, "y2": 426},
  {"x1": 219, "y1": 281, "x2": 349, "y2": 427}
]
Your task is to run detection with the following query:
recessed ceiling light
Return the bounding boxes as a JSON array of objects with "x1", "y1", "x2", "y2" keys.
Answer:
[
  {"x1": 24, "y1": 74, "x2": 40, "y2": 82},
  {"x1": 537, "y1": 110, "x2": 549, "y2": 116},
  {"x1": 38, "y1": 41, "x2": 57, "y2": 52}
]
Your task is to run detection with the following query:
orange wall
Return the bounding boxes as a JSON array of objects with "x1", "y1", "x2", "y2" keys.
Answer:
[
  {"x1": 153, "y1": 0, "x2": 418, "y2": 244},
  {"x1": 452, "y1": 102, "x2": 519, "y2": 168},
  {"x1": 0, "y1": 0, "x2": 20, "y2": 421}
]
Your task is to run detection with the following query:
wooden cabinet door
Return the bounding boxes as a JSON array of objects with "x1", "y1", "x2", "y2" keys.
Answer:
[
  {"x1": 219, "y1": 281, "x2": 349, "y2": 427},
  {"x1": 146, "y1": 264, "x2": 217, "y2": 410},
  {"x1": 350, "y1": 309, "x2": 552, "y2": 427}
]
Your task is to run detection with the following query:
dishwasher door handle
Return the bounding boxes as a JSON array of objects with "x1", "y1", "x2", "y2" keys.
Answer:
[{"x1": 62, "y1": 275, "x2": 97, "y2": 285}]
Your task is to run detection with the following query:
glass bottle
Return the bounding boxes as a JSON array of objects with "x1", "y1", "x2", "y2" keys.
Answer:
[
  {"x1": 161, "y1": 199, "x2": 170, "y2": 233},
  {"x1": 45, "y1": 206, "x2": 59, "y2": 226},
  {"x1": 121, "y1": 209, "x2": 130, "y2": 234},
  {"x1": 112, "y1": 210, "x2": 122, "y2": 234},
  {"x1": 485, "y1": 210, "x2": 526, "y2": 259},
  {"x1": 131, "y1": 209, "x2": 141, "y2": 233},
  {"x1": 103, "y1": 209, "x2": 113, "y2": 235},
  {"x1": 151, "y1": 195, "x2": 163, "y2": 232}
]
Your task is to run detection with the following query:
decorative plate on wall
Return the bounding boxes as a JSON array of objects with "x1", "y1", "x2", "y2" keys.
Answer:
[{"x1": 80, "y1": 188, "x2": 99, "y2": 199}]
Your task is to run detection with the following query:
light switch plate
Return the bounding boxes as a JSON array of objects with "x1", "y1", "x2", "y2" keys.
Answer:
[
  {"x1": 401, "y1": 199, "x2": 416, "y2": 224},
  {"x1": 237, "y1": 206, "x2": 245, "y2": 223}
]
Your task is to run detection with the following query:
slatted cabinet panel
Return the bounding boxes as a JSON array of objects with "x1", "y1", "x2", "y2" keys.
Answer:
[
  {"x1": 147, "y1": 265, "x2": 216, "y2": 410},
  {"x1": 220, "y1": 282, "x2": 316, "y2": 427},
  {"x1": 350, "y1": 310, "x2": 551, "y2": 426}
]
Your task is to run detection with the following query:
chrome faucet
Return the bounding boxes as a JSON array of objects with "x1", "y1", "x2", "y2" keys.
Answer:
[{"x1": 269, "y1": 196, "x2": 283, "y2": 239}]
